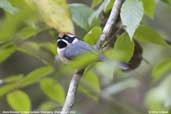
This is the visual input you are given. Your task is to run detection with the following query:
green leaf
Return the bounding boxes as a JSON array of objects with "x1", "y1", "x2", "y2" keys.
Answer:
[
  {"x1": 0, "y1": 5, "x2": 35, "y2": 41},
  {"x1": 89, "y1": 0, "x2": 115, "y2": 27},
  {"x1": 69, "y1": 3, "x2": 93, "y2": 30},
  {"x1": 162, "y1": 0, "x2": 171, "y2": 4},
  {"x1": 21, "y1": 66, "x2": 54, "y2": 86},
  {"x1": 134, "y1": 25, "x2": 167, "y2": 46},
  {"x1": 17, "y1": 42, "x2": 40, "y2": 56},
  {"x1": 4, "y1": 74, "x2": 23, "y2": 83},
  {"x1": 91, "y1": 0, "x2": 103, "y2": 8},
  {"x1": 120, "y1": 0, "x2": 144, "y2": 39},
  {"x1": 17, "y1": 41, "x2": 39, "y2": 56},
  {"x1": 79, "y1": 70, "x2": 100, "y2": 100},
  {"x1": 152, "y1": 58, "x2": 171, "y2": 81},
  {"x1": 8, "y1": 0, "x2": 29, "y2": 8},
  {"x1": 0, "y1": 83, "x2": 16, "y2": 97},
  {"x1": 105, "y1": 49, "x2": 128, "y2": 61},
  {"x1": 0, "y1": 44, "x2": 16, "y2": 63},
  {"x1": 83, "y1": 26, "x2": 102, "y2": 45},
  {"x1": 141, "y1": 0, "x2": 155, "y2": 18},
  {"x1": 145, "y1": 87, "x2": 167, "y2": 110},
  {"x1": 88, "y1": 1, "x2": 107, "y2": 27},
  {"x1": 40, "y1": 42, "x2": 57, "y2": 56},
  {"x1": 69, "y1": 52, "x2": 98, "y2": 69},
  {"x1": 104, "y1": 0, "x2": 115, "y2": 13},
  {"x1": 83, "y1": 70, "x2": 100, "y2": 93},
  {"x1": 145, "y1": 75, "x2": 171, "y2": 110},
  {"x1": 7, "y1": 90, "x2": 31, "y2": 112},
  {"x1": 0, "y1": 0, "x2": 17, "y2": 14},
  {"x1": 18, "y1": 26, "x2": 39, "y2": 40},
  {"x1": 113, "y1": 33, "x2": 134, "y2": 62},
  {"x1": 26, "y1": 0, "x2": 74, "y2": 33},
  {"x1": 17, "y1": 41, "x2": 48, "y2": 64},
  {"x1": 40, "y1": 78, "x2": 65, "y2": 104},
  {"x1": 95, "y1": 60, "x2": 119, "y2": 78}
]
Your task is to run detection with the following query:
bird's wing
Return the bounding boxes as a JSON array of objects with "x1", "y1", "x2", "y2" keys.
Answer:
[{"x1": 64, "y1": 40, "x2": 97, "y2": 60}]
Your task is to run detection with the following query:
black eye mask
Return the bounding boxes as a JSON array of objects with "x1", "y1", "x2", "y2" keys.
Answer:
[
  {"x1": 57, "y1": 40, "x2": 67, "y2": 48},
  {"x1": 63, "y1": 35, "x2": 75, "y2": 43}
]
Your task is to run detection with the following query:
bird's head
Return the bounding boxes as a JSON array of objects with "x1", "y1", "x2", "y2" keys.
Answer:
[{"x1": 57, "y1": 32, "x2": 78, "y2": 49}]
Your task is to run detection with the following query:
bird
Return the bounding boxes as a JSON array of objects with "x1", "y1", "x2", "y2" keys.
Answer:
[{"x1": 56, "y1": 32, "x2": 129, "y2": 70}]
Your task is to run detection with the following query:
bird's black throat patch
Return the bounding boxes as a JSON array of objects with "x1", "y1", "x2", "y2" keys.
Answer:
[{"x1": 57, "y1": 40, "x2": 67, "y2": 48}]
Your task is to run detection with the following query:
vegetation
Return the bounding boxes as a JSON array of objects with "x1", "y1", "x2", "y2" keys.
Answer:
[{"x1": 0, "y1": 0, "x2": 171, "y2": 114}]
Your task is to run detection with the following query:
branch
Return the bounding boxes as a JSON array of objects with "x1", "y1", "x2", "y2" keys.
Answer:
[
  {"x1": 96, "y1": 0, "x2": 124, "y2": 49},
  {"x1": 60, "y1": 0, "x2": 124, "y2": 113},
  {"x1": 60, "y1": 69, "x2": 84, "y2": 114}
]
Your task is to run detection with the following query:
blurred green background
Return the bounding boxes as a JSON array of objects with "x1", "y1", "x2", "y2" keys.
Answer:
[{"x1": 0, "y1": 0, "x2": 171, "y2": 114}]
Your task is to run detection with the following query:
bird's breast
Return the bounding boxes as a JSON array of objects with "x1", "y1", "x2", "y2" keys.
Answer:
[{"x1": 57, "y1": 48, "x2": 69, "y2": 63}]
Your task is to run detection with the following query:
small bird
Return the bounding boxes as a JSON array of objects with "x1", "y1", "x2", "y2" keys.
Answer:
[
  {"x1": 57, "y1": 32, "x2": 103, "y2": 62},
  {"x1": 56, "y1": 32, "x2": 128, "y2": 70}
]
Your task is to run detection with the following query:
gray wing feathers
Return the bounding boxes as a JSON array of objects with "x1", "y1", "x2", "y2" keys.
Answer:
[
  {"x1": 63, "y1": 41, "x2": 129, "y2": 70},
  {"x1": 64, "y1": 41, "x2": 97, "y2": 60}
]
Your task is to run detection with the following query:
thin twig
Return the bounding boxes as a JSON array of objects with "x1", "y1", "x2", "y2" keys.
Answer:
[
  {"x1": 96, "y1": 0, "x2": 124, "y2": 49},
  {"x1": 60, "y1": 69, "x2": 84, "y2": 114},
  {"x1": 60, "y1": 0, "x2": 124, "y2": 114}
]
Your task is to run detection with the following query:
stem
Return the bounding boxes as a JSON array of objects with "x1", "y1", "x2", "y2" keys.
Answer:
[
  {"x1": 60, "y1": 0, "x2": 124, "y2": 113},
  {"x1": 96, "y1": 0, "x2": 124, "y2": 49},
  {"x1": 60, "y1": 70, "x2": 84, "y2": 114}
]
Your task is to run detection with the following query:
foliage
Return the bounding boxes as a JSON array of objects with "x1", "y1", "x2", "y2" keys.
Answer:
[
  {"x1": 83, "y1": 26, "x2": 102, "y2": 44},
  {"x1": 120, "y1": 0, "x2": 144, "y2": 39},
  {"x1": 26, "y1": 0, "x2": 74, "y2": 33},
  {"x1": 114, "y1": 33, "x2": 134, "y2": 62},
  {"x1": 7, "y1": 90, "x2": 31, "y2": 113},
  {"x1": 69, "y1": 3, "x2": 93, "y2": 31},
  {"x1": 134, "y1": 25, "x2": 168, "y2": 46},
  {"x1": 141, "y1": 0, "x2": 155, "y2": 18},
  {"x1": 40, "y1": 78, "x2": 65, "y2": 104},
  {"x1": 0, "y1": 0, "x2": 170, "y2": 113}
]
